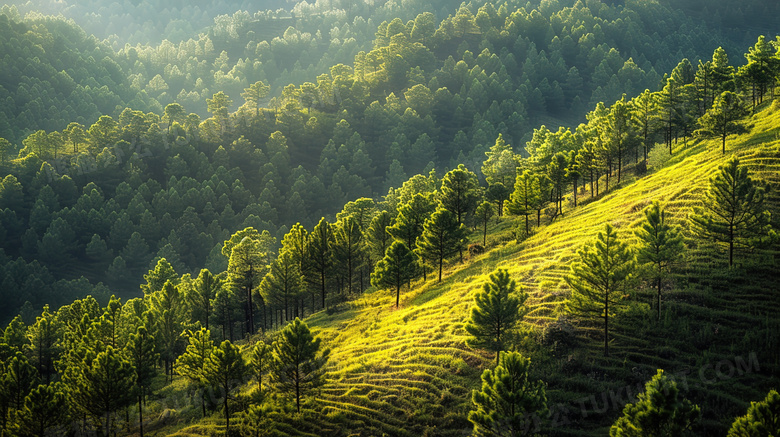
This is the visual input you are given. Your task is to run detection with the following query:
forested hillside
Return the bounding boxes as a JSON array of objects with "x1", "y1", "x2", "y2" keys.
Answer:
[
  {"x1": 0, "y1": 0, "x2": 755, "y2": 321},
  {"x1": 0, "y1": 0, "x2": 779, "y2": 436}
]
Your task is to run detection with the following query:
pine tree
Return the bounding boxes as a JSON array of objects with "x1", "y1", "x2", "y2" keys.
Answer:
[
  {"x1": 260, "y1": 250, "x2": 304, "y2": 324},
  {"x1": 226, "y1": 232, "x2": 268, "y2": 335},
  {"x1": 205, "y1": 340, "x2": 248, "y2": 434},
  {"x1": 271, "y1": 318, "x2": 329, "y2": 414},
  {"x1": 308, "y1": 217, "x2": 333, "y2": 309},
  {"x1": 2, "y1": 353, "x2": 38, "y2": 416},
  {"x1": 465, "y1": 269, "x2": 527, "y2": 365},
  {"x1": 468, "y1": 352, "x2": 547, "y2": 437},
  {"x1": 125, "y1": 326, "x2": 158, "y2": 437},
  {"x1": 439, "y1": 164, "x2": 480, "y2": 225},
  {"x1": 176, "y1": 328, "x2": 215, "y2": 417},
  {"x1": 631, "y1": 89, "x2": 656, "y2": 162},
  {"x1": 635, "y1": 200, "x2": 685, "y2": 320},
  {"x1": 566, "y1": 224, "x2": 635, "y2": 357},
  {"x1": 474, "y1": 201, "x2": 495, "y2": 246},
  {"x1": 388, "y1": 193, "x2": 436, "y2": 252},
  {"x1": 250, "y1": 341, "x2": 271, "y2": 394},
  {"x1": 332, "y1": 216, "x2": 364, "y2": 297},
  {"x1": 141, "y1": 258, "x2": 178, "y2": 296},
  {"x1": 371, "y1": 241, "x2": 420, "y2": 308},
  {"x1": 11, "y1": 382, "x2": 68, "y2": 437},
  {"x1": 610, "y1": 370, "x2": 699, "y2": 436},
  {"x1": 366, "y1": 210, "x2": 393, "y2": 264},
  {"x1": 728, "y1": 389, "x2": 780, "y2": 436},
  {"x1": 186, "y1": 269, "x2": 222, "y2": 332},
  {"x1": 696, "y1": 91, "x2": 750, "y2": 154},
  {"x1": 690, "y1": 158, "x2": 772, "y2": 267},
  {"x1": 148, "y1": 280, "x2": 189, "y2": 379},
  {"x1": 71, "y1": 346, "x2": 135, "y2": 437},
  {"x1": 507, "y1": 170, "x2": 539, "y2": 235},
  {"x1": 416, "y1": 207, "x2": 469, "y2": 282},
  {"x1": 25, "y1": 305, "x2": 61, "y2": 383},
  {"x1": 485, "y1": 182, "x2": 510, "y2": 217}
]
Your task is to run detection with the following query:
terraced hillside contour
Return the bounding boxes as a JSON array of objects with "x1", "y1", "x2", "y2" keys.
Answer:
[{"x1": 170, "y1": 103, "x2": 780, "y2": 436}]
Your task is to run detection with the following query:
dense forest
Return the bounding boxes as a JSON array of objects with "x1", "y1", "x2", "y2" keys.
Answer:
[{"x1": 0, "y1": 0, "x2": 779, "y2": 436}]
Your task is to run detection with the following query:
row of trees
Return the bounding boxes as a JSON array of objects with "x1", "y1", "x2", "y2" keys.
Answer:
[
  {"x1": 483, "y1": 36, "x2": 780, "y2": 243},
  {"x1": 0, "y1": 291, "x2": 328, "y2": 436}
]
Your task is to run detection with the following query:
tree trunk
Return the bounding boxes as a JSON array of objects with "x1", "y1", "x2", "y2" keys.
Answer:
[
  {"x1": 604, "y1": 293, "x2": 609, "y2": 357},
  {"x1": 296, "y1": 379, "x2": 301, "y2": 414},
  {"x1": 138, "y1": 393, "x2": 144, "y2": 437},
  {"x1": 320, "y1": 270, "x2": 326, "y2": 308},
  {"x1": 657, "y1": 274, "x2": 662, "y2": 321},
  {"x1": 224, "y1": 390, "x2": 230, "y2": 434},
  {"x1": 396, "y1": 284, "x2": 400, "y2": 308}
]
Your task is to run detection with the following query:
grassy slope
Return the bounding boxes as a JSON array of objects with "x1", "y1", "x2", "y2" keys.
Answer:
[{"x1": 169, "y1": 103, "x2": 780, "y2": 436}]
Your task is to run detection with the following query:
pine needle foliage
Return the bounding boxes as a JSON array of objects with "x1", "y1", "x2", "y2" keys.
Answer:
[
  {"x1": 728, "y1": 389, "x2": 780, "y2": 436},
  {"x1": 689, "y1": 157, "x2": 773, "y2": 267},
  {"x1": 610, "y1": 370, "x2": 700, "y2": 437},
  {"x1": 469, "y1": 351, "x2": 547, "y2": 437},
  {"x1": 465, "y1": 269, "x2": 527, "y2": 366},
  {"x1": 566, "y1": 224, "x2": 635, "y2": 357},
  {"x1": 271, "y1": 318, "x2": 329, "y2": 414},
  {"x1": 635, "y1": 201, "x2": 684, "y2": 320}
]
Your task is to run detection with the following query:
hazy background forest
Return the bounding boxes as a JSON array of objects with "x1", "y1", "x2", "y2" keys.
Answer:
[{"x1": 2, "y1": 0, "x2": 778, "y2": 321}]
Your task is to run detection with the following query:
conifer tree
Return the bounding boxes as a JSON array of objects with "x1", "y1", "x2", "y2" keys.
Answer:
[
  {"x1": 566, "y1": 224, "x2": 634, "y2": 356},
  {"x1": 690, "y1": 158, "x2": 772, "y2": 267},
  {"x1": 439, "y1": 164, "x2": 480, "y2": 225},
  {"x1": 250, "y1": 341, "x2": 271, "y2": 394},
  {"x1": 507, "y1": 170, "x2": 539, "y2": 235},
  {"x1": 635, "y1": 201, "x2": 684, "y2": 320},
  {"x1": 11, "y1": 382, "x2": 68, "y2": 437},
  {"x1": 2, "y1": 353, "x2": 38, "y2": 417},
  {"x1": 141, "y1": 258, "x2": 178, "y2": 296},
  {"x1": 485, "y1": 182, "x2": 510, "y2": 217},
  {"x1": 332, "y1": 216, "x2": 364, "y2": 296},
  {"x1": 469, "y1": 352, "x2": 547, "y2": 437},
  {"x1": 260, "y1": 250, "x2": 304, "y2": 323},
  {"x1": 482, "y1": 133, "x2": 517, "y2": 189},
  {"x1": 149, "y1": 280, "x2": 189, "y2": 379},
  {"x1": 631, "y1": 89, "x2": 656, "y2": 162},
  {"x1": 696, "y1": 91, "x2": 750, "y2": 154},
  {"x1": 308, "y1": 217, "x2": 333, "y2": 309},
  {"x1": 226, "y1": 231, "x2": 269, "y2": 335},
  {"x1": 474, "y1": 201, "x2": 495, "y2": 246},
  {"x1": 367, "y1": 210, "x2": 393, "y2": 263},
  {"x1": 416, "y1": 207, "x2": 469, "y2": 282},
  {"x1": 186, "y1": 269, "x2": 222, "y2": 332},
  {"x1": 465, "y1": 269, "x2": 527, "y2": 365},
  {"x1": 271, "y1": 318, "x2": 329, "y2": 414},
  {"x1": 125, "y1": 326, "x2": 158, "y2": 437},
  {"x1": 728, "y1": 389, "x2": 780, "y2": 436},
  {"x1": 176, "y1": 328, "x2": 215, "y2": 417},
  {"x1": 610, "y1": 370, "x2": 699, "y2": 436},
  {"x1": 206, "y1": 340, "x2": 248, "y2": 434},
  {"x1": 371, "y1": 241, "x2": 420, "y2": 308},
  {"x1": 388, "y1": 193, "x2": 436, "y2": 252},
  {"x1": 280, "y1": 223, "x2": 310, "y2": 316},
  {"x1": 71, "y1": 346, "x2": 135, "y2": 436},
  {"x1": 25, "y1": 305, "x2": 61, "y2": 383}
]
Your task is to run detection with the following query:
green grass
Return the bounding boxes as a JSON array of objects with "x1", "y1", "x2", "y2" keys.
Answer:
[{"x1": 148, "y1": 103, "x2": 780, "y2": 436}]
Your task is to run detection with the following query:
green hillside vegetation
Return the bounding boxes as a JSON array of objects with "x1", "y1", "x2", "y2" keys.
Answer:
[
  {"x1": 141, "y1": 98, "x2": 779, "y2": 437},
  {"x1": 0, "y1": 1, "x2": 768, "y2": 324},
  {"x1": 1, "y1": 1, "x2": 780, "y2": 436}
]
